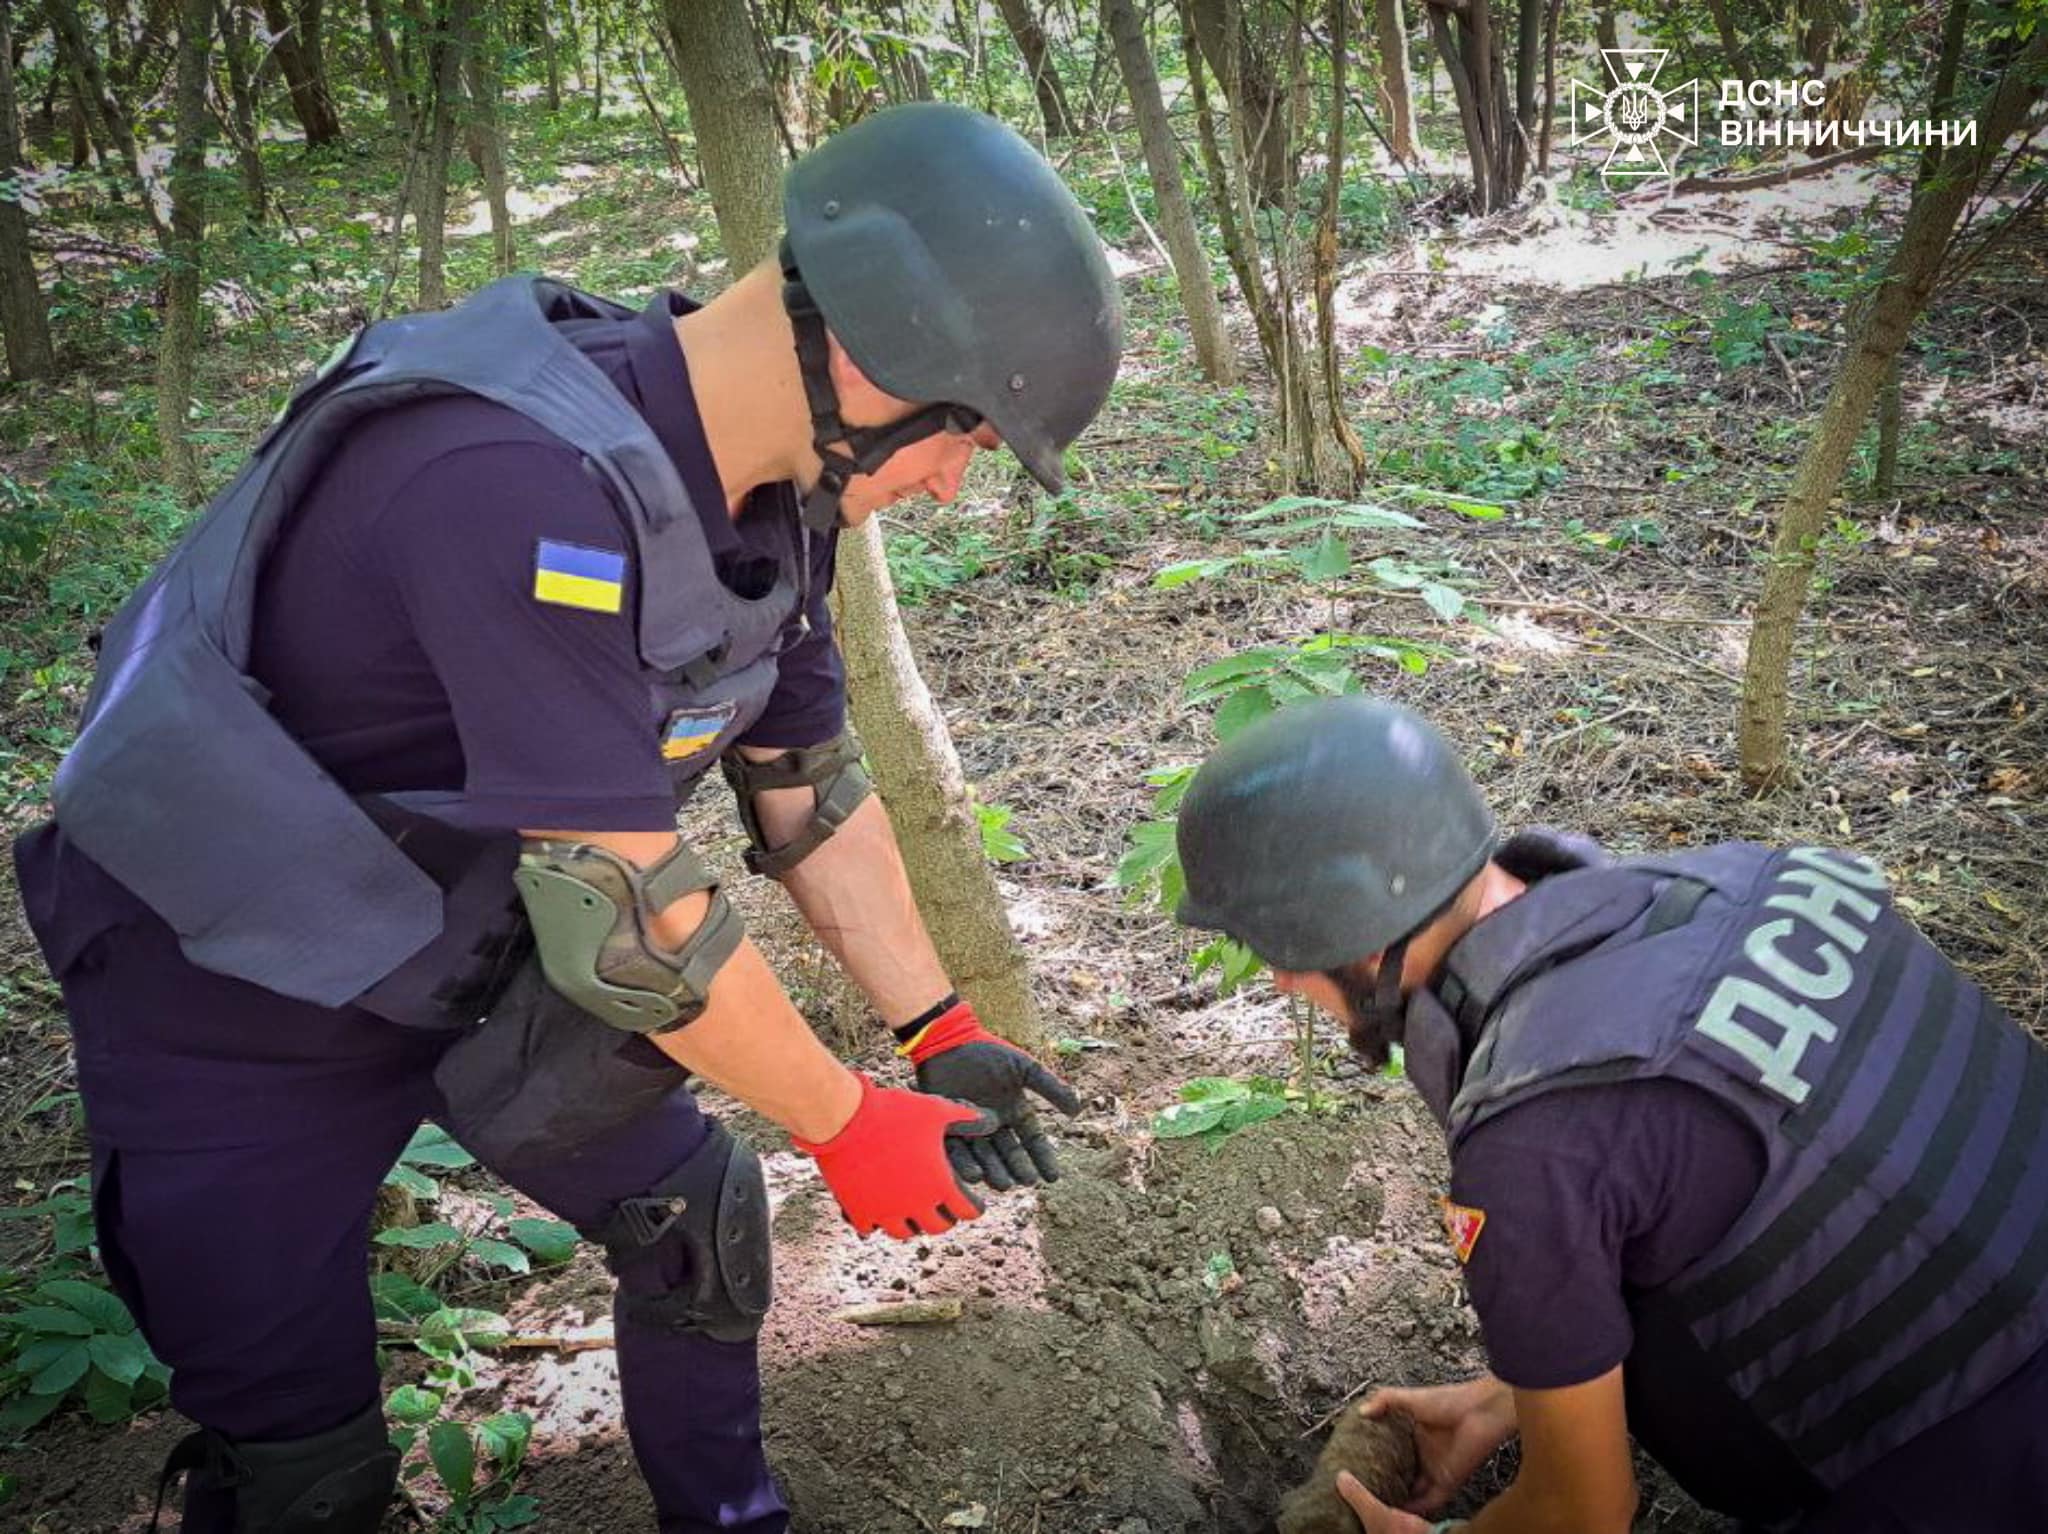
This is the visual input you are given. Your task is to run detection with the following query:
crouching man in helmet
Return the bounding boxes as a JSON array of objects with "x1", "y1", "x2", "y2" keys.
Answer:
[
  {"x1": 1174, "y1": 697, "x2": 2048, "y2": 1534},
  {"x1": 12, "y1": 103, "x2": 1120, "y2": 1533}
]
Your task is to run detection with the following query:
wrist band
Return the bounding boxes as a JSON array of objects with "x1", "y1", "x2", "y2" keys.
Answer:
[
  {"x1": 1429, "y1": 1521, "x2": 1469, "y2": 1533},
  {"x1": 890, "y1": 991, "x2": 960, "y2": 1047}
]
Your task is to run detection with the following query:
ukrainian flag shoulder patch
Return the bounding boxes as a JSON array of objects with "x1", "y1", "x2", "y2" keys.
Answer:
[{"x1": 533, "y1": 539, "x2": 626, "y2": 614}]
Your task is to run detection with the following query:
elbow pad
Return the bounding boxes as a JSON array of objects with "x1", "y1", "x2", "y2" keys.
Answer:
[
  {"x1": 719, "y1": 732, "x2": 873, "y2": 879},
  {"x1": 514, "y1": 838, "x2": 742, "y2": 1032}
]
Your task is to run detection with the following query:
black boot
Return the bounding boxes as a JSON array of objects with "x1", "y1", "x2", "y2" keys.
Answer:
[{"x1": 156, "y1": 1402, "x2": 397, "y2": 1533}]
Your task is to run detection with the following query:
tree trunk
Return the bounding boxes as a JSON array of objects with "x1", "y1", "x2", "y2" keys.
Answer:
[
  {"x1": 1872, "y1": 356, "x2": 1901, "y2": 497},
  {"x1": 1920, "y1": 0, "x2": 1973, "y2": 187},
  {"x1": 260, "y1": 0, "x2": 344, "y2": 145},
  {"x1": 883, "y1": 0, "x2": 932, "y2": 102},
  {"x1": 0, "y1": 0, "x2": 53, "y2": 379},
  {"x1": 66, "y1": 85, "x2": 94, "y2": 168},
  {"x1": 1704, "y1": 0, "x2": 1745, "y2": 77},
  {"x1": 1537, "y1": 0, "x2": 1563, "y2": 173},
  {"x1": 1189, "y1": 0, "x2": 1290, "y2": 204},
  {"x1": 588, "y1": 0, "x2": 604, "y2": 121},
  {"x1": 836, "y1": 522, "x2": 1043, "y2": 1049},
  {"x1": 459, "y1": 3, "x2": 512, "y2": 274},
  {"x1": 414, "y1": 0, "x2": 466, "y2": 309},
  {"x1": 47, "y1": 0, "x2": 167, "y2": 239},
  {"x1": 1374, "y1": 0, "x2": 1418, "y2": 163},
  {"x1": 1102, "y1": 0, "x2": 1234, "y2": 384},
  {"x1": 1514, "y1": 0, "x2": 1539, "y2": 182},
  {"x1": 1426, "y1": 0, "x2": 1517, "y2": 213},
  {"x1": 217, "y1": 0, "x2": 268, "y2": 219},
  {"x1": 1593, "y1": 0, "x2": 1618, "y2": 56},
  {"x1": 993, "y1": 0, "x2": 1075, "y2": 138},
  {"x1": 1738, "y1": 26, "x2": 2048, "y2": 789},
  {"x1": 365, "y1": 0, "x2": 415, "y2": 135},
  {"x1": 159, "y1": 0, "x2": 213, "y2": 500},
  {"x1": 537, "y1": 0, "x2": 560, "y2": 112},
  {"x1": 1179, "y1": 0, "x2": 1347, "y2": 493},
  {"x1": 664, "y1": 0, "x2": 783, "y2": 273},
  {"x1": 1314, "y1": 0, "x2": 1365, "y2": 486}
]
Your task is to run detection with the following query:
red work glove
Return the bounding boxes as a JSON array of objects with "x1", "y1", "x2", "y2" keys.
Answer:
[
  {"x1": 791, "y1": 1072, "x2": 999, "y2": 1240},
  {"x1": 904, "y1": 1001, "x2": 1082, "y2": 1189}
]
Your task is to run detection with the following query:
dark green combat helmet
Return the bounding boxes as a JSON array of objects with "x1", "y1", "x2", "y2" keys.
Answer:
[
  {"x1": 780, "y1": 102, "x2": 1124, "y2": 529},
  {"x1": 1174, "y1": 697, "x2": 1497, "y2": 971}
]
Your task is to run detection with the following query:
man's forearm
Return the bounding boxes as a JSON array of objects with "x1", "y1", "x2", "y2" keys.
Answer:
[
  {"x1": 752, "y1": 788, "x2": 951, "y2": 1026},
  {"x1": 645, "y1": 928, "x2": 863, "y2": 1143}
]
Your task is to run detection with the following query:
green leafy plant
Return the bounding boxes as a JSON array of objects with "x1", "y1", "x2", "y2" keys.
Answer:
[
  {"x1": 974, "y1": 800, "x2": 1028, "y2": 864},
  {"x1": 0, "y1": 1177, "x2": 170, "y2": 1438},
  {"x1": 1151, "y1": 1077, "x2": 1293, "y2": 1143},
  {"x1": 0, "y1": 1276, "x2": 167, "y2": 1437},
  {"x1": 1564, "y1": 517, "x2": 1666, "y2": 553},
  {"x1": 376, "y1": 1127, "x2": 579, "y2": 1285}
]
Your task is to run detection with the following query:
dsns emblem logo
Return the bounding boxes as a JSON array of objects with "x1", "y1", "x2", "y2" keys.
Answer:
[{"x1": 1570, "y1": 49, "x2": 1700, "y2": 186}]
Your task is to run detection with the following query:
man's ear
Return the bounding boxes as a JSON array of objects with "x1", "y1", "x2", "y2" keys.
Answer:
[{"x1": 824, "y1": 331, "x2": 882, "y2": 412}]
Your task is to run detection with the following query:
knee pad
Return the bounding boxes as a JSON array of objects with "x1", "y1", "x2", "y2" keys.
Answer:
[
  {"x1": 586, "y1": 1121, "x2": 773, "y2": 1342},
  {"x1": 159, "y1": 1402, "x2": 397, "y2": 1534}
]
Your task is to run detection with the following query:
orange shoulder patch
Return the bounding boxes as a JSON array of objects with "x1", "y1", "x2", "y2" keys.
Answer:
[{"x1": 1439, "y1": 1197, "x2": 1487, "y2": 1264}]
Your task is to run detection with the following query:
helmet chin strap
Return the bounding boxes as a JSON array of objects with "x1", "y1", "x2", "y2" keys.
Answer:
[{"x1": 780, "y1": 238, "x2": 975, "y2": 533}]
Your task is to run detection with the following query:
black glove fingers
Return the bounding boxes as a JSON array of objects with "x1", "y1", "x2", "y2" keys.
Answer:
[
  {"x1": 1020, "y1": 1126, "x2": 1062, "y2": 1183},
  {"x1": 988, "y1": 1124, "x2": 1039, "y2": 1187},
  {"x1": 1023, "y1": 1059, "x2": 1084, "y2": 1117},
  {"x1": 977, "y1": 1132, "x2": 1022, "y2": 1191},
  {"x1": 946, "y1": 1140, "x2": 986, "y2": 1185}
]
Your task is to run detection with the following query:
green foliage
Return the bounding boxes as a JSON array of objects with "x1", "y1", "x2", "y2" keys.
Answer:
[
  {"x1": 974, "y1": 800, "x2": 1029, "y2": 864},
  {"x1": 384, "y1": 1302, "x2": 537, "y2": 1527},
  {"x1": 376, "y1": 1126, "x2": 578, "y2": 1283},
  {"x1": 886, "y1": 528, "x2": 997, "y2": 605},
  {"x1": 1565, "y1": 517, "x2": 1666, "y2": 553},
  {"x1": 0, "y1": 1205, "x2": 170, "y2": 1439},
  {"x1": 1151, "y1": 1076, "x2": 1293, "y2": 1143}
]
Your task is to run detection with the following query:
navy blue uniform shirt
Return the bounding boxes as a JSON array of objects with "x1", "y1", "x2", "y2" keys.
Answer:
[
  {"x1": 1453, "y1": 1078, "x2": 2048, "y2": 1528},
  {"x1": 249, "y1": 290, "x2": 843, "y2": 833}
]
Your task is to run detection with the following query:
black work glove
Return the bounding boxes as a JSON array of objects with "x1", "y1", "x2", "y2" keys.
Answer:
[{"x1": 903, "y1": 1000, "x2": 1082, "y2": 1189}]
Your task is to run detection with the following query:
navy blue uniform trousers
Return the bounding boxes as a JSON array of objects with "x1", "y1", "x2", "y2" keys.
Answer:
[{"x1": 22, "y1": 829, "x2": 785, "y2": 1534}]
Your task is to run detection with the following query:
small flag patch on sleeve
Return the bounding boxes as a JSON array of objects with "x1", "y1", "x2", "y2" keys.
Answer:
[
  {"x1": 533, "y1": 539, "x2": 626, "y2": 614},
  {"x1": 661, "y1": 702, "x2": 737, "y2": 762},
  {"x1": 1440, "y1": 1197, "x2": 1486, "y2": 1264}
]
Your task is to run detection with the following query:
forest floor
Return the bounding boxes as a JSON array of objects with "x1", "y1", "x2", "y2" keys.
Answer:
[{"x1": 0, "y1": 94, "x2": 2044, "y2": 1534}]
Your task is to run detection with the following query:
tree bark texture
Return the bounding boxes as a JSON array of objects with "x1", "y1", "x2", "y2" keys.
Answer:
[
  {"x1": 0, "y1": 0, "x2": 53, "y2": 378},
  {"x1": 365, "y1": 0, "x2": 416, "y2": 135},
  {"x1": 1102, "y1": 0, "x2": 1234, "y2": 383},
  {"x1": 665, "y1": 0, "x2": 783, "y2": 273},
  {"x1": 1374, "y1": 0, "x2": 1418, "y2": 163},
  {"x1": 1425, "y1": 0, "x2": 1518, "y2": 213},
  {"x1": 1188, "y1": 0, "x2": 1291, "y2": 204},
  {"x1": 993, "y1": 0, "x2": 1076, "y2": 138},
  {"x1": 1593, "y1": 0, "x2": 1618, "y2": 57},
  {"x1": 1737, "y1": 27, "x2": 2048, "y2": 789},
  {"x1": 537, "y1": 0, "x2": 561, "y2": 111},
  {"x1": 1179, "y1": 0, "x2": 1348, "y2": 494},
  {"x1": 1514, "y1": 0, "x2": 1539, "y2": 181},
  {"x1": 159, "y1": 0, "x2": 213, "y2": 501},
  {"x1": 1314, "y1": 0, "x2": 1365, "y2": 487},
  {"x1": 414, "y1": 0, "x2": 466, "y2": 309},
  {"x1": 835, "y1": 520, "x2": 1043, "y2": 1050},
  {"x1": 459, "y1": 3, "x2": 513, "y2": 274},
  {"x1": 260, "y1": 0, "x2": 344, "y2": 145},
  {"x1": 46, "y1": 0, "x2": 167, "y2": 240},
  {"x1": 217, "y1": 0, "x2": 269, "y2": 220}
]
